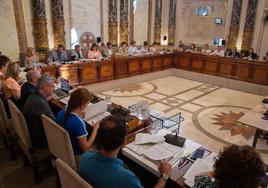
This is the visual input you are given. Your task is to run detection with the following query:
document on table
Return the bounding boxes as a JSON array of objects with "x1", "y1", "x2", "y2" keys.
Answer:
[
  {"x1": 85, "y1": 100, "x2": 110, "y2": 124},
  {"x1": 60, "y1": 96, "x2": 70, "y2": 105},
  {"x1": 143, "y1": 142, "x2": 183, "y2": 161},
  {"x1": 183, "y1": 158, "x2": 214, "y2": 187},
  {"x1": 134, "y1": 129, "x2": 170, "y2": 145},
  {"x1": 126, "y1": 142, "x2": 153, "y2": 155}
]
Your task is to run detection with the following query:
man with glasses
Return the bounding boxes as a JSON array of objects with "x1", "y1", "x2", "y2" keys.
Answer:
[{"x1": 23, "y1": 75, "x2": 56, "y2": 149}]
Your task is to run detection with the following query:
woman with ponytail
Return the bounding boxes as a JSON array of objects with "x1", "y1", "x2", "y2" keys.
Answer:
[{"x1": 56, "y1": 87, "x2": 100, "y2": 155}]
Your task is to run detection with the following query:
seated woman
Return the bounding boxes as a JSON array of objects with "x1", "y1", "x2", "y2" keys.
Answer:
[
  {"x1": 56, "y1": 87, "x2": 100, "y2": 155},
  {"x1": 0, "y1": 55, "x2": 9, "y2": 97},
  {"x1": 2, "y1": 61, "x2": 21, "y2": 104},
  {"x1": 201, "y1": 43, "x2": 211, "y2": 54},
  {"x1": 187, "y1": 43, "x2": 197, "y2": 53},
  {"x1": 193, "y1": 145, "x2": 265, "y2": 188},
  {"x1": 87, "y1": 43, "x2": 102, "y2": 59},
  {"x1": 25, "y1": 47, "x2": 39, "y2": 68},
  {"x1": 118, "y1": 42, "x2": 128, "y2": 55}
]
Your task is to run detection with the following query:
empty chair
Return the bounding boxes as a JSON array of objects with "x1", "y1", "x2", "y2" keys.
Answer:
[
  {"x1": 0, "y1": 98, "x2": 18, "y2": 159},
  {"x1": 55, "y1": 158, "x2": 92, "y2": 188},
  {"x1": 41, "y1": 114, "x2": 77, "y2": 170},
  {"x1": 7, "y1": 100, "x2": 51, "y2": 184}
]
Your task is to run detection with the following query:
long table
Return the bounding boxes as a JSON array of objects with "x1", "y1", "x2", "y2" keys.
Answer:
[{"x1": 41, "y1": 52, "x2": 268, "y2": 87}]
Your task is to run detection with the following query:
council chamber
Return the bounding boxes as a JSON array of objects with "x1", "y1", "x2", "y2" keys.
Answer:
[{"x1": 0, "y1": 0, "x2": 268, "y2": 188}]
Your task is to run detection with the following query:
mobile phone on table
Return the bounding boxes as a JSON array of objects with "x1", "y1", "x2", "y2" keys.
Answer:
[{"x1": 190, "y1": 148, "x2": 205, "y2": 160}]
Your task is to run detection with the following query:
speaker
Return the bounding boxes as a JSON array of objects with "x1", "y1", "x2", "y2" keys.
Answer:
[
  {"x1": 163, "y1": 36, "x2": 167, "y2": 41},
  {"x1": 221, "y1": 40, "x2": 226, "y2": 46},
  {"x1": 96, "y1": 37, "x2": 101, "y2": 43}
]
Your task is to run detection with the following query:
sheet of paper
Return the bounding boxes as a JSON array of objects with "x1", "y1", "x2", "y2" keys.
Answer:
[
  {"x1": 87, "y1": 111, "x2": 110, "y2": 124},
  {"x1": 143, "y1": 142, "x2": 182, "y2": 161},
  {"x1": 60, "y1": 96, "x2": 70, "y2": 105},
  {"x1": 126, "y1": 142, "x2": 153, "y2": 155},
  {"x1": 134, "y1": 129, "x2": 170, "y2": 145},
  {"x1": 183, "y1": 158, "x2": 214, "y2": 185},
  {"x1": 84, "y1": 100, "x2": 107, "y2": 120}
]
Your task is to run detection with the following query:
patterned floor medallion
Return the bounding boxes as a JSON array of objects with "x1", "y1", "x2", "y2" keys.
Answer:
[
  {"x1": 212, "y1": 111, "x2": 256, "y2": 139},
  {"x1": 113, "y1": 84, "x2": 144, "y2": 93}
]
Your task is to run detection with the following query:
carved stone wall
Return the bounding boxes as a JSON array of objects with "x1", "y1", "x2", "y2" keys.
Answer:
[
  {"x1": 241, "y1": 0, "x2": 258, "y2": 50},
  {"x1": 51, "y1": 0, "x2": 66, "y2": 47},
  {"x1": 168, "y1": 0, "x2": 176, "y2": 45},
  {"x1": 109, "y1": 0, "x2": 118, "y2": 45},
  {"x1": 227, "y1": 0, "x2": 242, "y2": 48},
  {"x1": 32, "y1": 0, "x2": 49, "y2": 60},
  {"x1": 120, "y1": 0, "x2": 128, "y2": 43},
  {"x1": 154, "y1": 0, "x2": 162, "y2": 44}
]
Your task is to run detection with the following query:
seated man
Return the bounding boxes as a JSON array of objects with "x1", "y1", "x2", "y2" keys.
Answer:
[
  {"x1": 20, "y1": 69, "x2": 40, "y2": 108},
  {"x1": 71, "y1": 44, "x2": 84, "y2": 61},
  {"x1": 23, "y1": 75, "x2": 56, "y2": 149},
  {"x1": 210, "y1": 46, "x2": 225, "y2": 57},
  {"x1": 103, "y1": 42, "x2": 115, "y2": 57},
  {"x1": 244, "y1": 48, "x2": 257, "y2": 60},
  {"x1": 226, "y1": 47, "x2": 240, "y2": 58},
  {"x1": 48, "y1": 44, "x2": 67, "y2": 63},
  {"x1": 118, "y1": 42, "x2": 128, "y2": 55},
  {"x1": 140, "y1": 41, "x2": 150, "y2": 53},
  {"x1": 79, "y1": 115, "x2": 171, "y2": 188},
  {"x1": 128, "y1": 40, "x2": 139, "y2": 55}
]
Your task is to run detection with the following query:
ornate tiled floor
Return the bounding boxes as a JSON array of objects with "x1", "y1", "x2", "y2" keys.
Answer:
[{"x1": 97, "y1": 76, "x2": 268, "y2": 163}]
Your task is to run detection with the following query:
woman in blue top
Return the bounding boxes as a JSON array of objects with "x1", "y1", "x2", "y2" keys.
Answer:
[{"x1": 56, "y1": 87, "x2": 99, "y2": 155}]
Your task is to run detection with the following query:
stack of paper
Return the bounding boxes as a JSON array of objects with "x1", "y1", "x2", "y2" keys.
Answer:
[
  {"x1": 134, "y1": 129, "x2": 170, "y2": 145},
  {"x1": 143, "y1": 142, "x2": 183, "y2": 161},
  {"x1": 84, "y1": 100, "x2": 110, "y2": 124},
  {"x1": 183, "y1": 158, "x2": 214, "y2": 187}
]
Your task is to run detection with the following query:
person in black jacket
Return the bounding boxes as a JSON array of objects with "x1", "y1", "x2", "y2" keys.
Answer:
[
  {"x1": 23, "y1": 75, "x2": 55, "y2": 149},
  {"x1": 244, "y1": 48, "x2": 258, "y2": 60},
  {"x1": 226, "y1": 47, "x2": 240, "y2": 58},
  {"x1": 20, "y1": 69, "x2": 40, "y2": 108}
]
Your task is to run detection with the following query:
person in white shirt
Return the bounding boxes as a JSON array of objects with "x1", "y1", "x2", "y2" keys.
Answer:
[
  {"x1": 128, "y1": 40, "x2": 139, "y2": 55},
  {"x1": 210, "y1": 46, "x2": 225, "y2": 57},
  {"x1": 140, "y1": 41, "x2": 150, "y2": 53},
  {"x1": 150, "y1": 42, "x2": 158, "y2": 53},
  {"x1": 201, "y1": 43, "x2": 211, "y2": 54}
]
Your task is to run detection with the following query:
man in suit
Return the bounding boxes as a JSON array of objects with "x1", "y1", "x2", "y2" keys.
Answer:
[
  {"x1": 23, "y1": 75, "x2": 56, "y2": 149},
  {"x1": 71, "y1": 44, "x2": 84, "y2": 61},
  {"x1": 244, "y1": 48, "x2": 257, "y2": 60},
  {"x1": 48, "y1": 44, "x2": 67, "y2": 63},
  {"x1": 20, "y1": 69, "x2": 40, "y2": 108},
  {"x1": 226, "y1": 47, "x2": 240, "y2": 58}
]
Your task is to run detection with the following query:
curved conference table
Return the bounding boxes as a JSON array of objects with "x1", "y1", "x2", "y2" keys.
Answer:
[{"x1": 41, "y1": 52, "x2": 268, "y2": 87}]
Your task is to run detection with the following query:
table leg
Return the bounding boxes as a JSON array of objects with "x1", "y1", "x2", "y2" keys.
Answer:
[{"x1": 252, "y1": 129, "x2": 260, "y2": 148}]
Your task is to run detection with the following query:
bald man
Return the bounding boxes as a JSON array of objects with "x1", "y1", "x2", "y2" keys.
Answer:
[{"x1": 20, "y1": 69, "x2": 40, "y2": 108}]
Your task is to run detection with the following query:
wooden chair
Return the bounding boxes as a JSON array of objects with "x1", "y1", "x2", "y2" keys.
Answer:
[
  {"x1": 0, "y1": 98, "x2": 18, "y2": 159},
  {"x1": 7, "y1": 100, "x2": 51, "y2": 184},
  {"x1": 55, "y1": 158, "x2": 92, "y2": 188},
  {"x1": 41, "y1": 114, "x2": 77, "y2": 170}
]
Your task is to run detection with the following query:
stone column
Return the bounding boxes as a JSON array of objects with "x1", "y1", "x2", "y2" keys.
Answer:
[
  {"x1": 227, "y1": 0, "x2": 243, "y2": 48},
  {"x1": 168, "y1": 0, "x2": 176, "y2": 46},
  {"x1": 154, "y1": 0, "x2": 162, "y2": 45},
  {"x1": 109, "y1": 0, "x2": 118, "y2": 45},
  {"x1": 147, "y1": 0, "x2": 152, "y2": 43},
  {"x1": 241, "y1": 0, "x2": 258, "y2": 50},
  {"x1": 32, "y1": 0, "x2": 49, "y2": 60},
  {"x1": 120, "y1": 0, "x2": 129, "y2": 44},
  {"x1": 51, "y1": 0, "x2": 65, "y2": 47},
  {"x1": 129, "y1": 0, "x2": 134, "y2": 42}
]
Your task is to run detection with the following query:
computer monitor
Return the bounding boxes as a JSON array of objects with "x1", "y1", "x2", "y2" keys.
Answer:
[
  {"x1": 214, "y1": 38, "x2": 225, "y2": 46},
  {"x1": 215, "y1": 18, "x2": 222, "y2": 24}
]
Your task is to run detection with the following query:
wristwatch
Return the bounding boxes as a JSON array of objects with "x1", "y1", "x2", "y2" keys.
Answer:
[{"x1": 161, "y1": 173, "x2": 169, "y2": 181}]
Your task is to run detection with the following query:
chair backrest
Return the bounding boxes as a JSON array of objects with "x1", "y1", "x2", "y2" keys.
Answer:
[
  {"x1": 41, "y1": 114, "x2": 76, "y2": 170},
  {"x1": 0, "y1": 98, "x2": 9, "y2": 132},
  {"x1": 7, "y1": 100, "x2": 32, "y2": 150},
  {"x1": 55, "y1": 158, "x2": 92, "y2": 188}
]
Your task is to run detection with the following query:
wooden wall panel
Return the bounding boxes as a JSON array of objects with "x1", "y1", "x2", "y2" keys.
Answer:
[
  {"x1": 79, "y1": 62, "x2": 98, "y2": 85},
  {"x1": 59, "y1": 64, "x2": 79, "y2": 85},
  {"x1": 204, "y1": 56, "x2": 218, "y2": 75},
  {"x1": 141, "y1": 58, "x2": 152, "y2": 73},
  {"x1": 114, "y1": 57, "x2": 128, "y2": 79},
  {"x1": 152, "y1": 58, "x2": 162, "y2": 71},
  {"x1": 128, "y1": 58, "x2": 141, "y2": 76},
  {"x1": 191, "y1": 54, "x2": 205, "y2": 72},
  {"x1": 252, "y1": 66, "x2": 268, "y2": 84},
  {"x1": 41, "y1": 65, "x2": 57, "y2": 78},
  {"x1": 98, "y1": 60, "x2": 114, "y2": 82},
  {"x1": 162, "y1": 56, "x2": 173, "y2": 69},
  {"x1": 236, "y1": 64, "x2": 250, "y2": 80}
]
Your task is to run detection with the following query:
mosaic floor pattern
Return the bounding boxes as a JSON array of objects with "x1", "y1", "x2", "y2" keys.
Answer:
[{"x1": 98, "y1": 76, "x2": 268, "y2": 163}]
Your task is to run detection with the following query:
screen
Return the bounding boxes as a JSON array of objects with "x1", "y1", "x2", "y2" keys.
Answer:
[
  {"x1": 215, "y1": 18, "x2": 222, "y2": 24},
  {"x1": 214, "y1": 38, "x2": 224, "y2": 46}
]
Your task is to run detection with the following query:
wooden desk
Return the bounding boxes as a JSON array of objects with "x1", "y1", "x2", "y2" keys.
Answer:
[{"x1": 41, "y1": 53, "x2": 268, "y2": 86}]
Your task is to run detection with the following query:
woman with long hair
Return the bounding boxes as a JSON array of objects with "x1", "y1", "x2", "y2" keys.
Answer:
[
  {"x1": 25, "y1": 47, "x2": 39, "y2": 68},
  {"x1": 56, "y1": 87, "x2": 100, "y2": 155},
  {"x1": 87, "y1": 43, "x2": 102, "y2": 59}
]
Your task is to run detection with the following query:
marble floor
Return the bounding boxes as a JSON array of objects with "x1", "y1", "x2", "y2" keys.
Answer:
[{"x1": 97, "y1": 76, "x2": 268, "y2": 163}]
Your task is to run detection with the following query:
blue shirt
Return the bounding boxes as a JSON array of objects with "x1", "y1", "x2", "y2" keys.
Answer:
[
  {"x1": 79, "y1": 151, "x2": 143, "y2": 188},
  {"x1": 56, "y1": 110, "x2": 88, "y2": 155}
]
